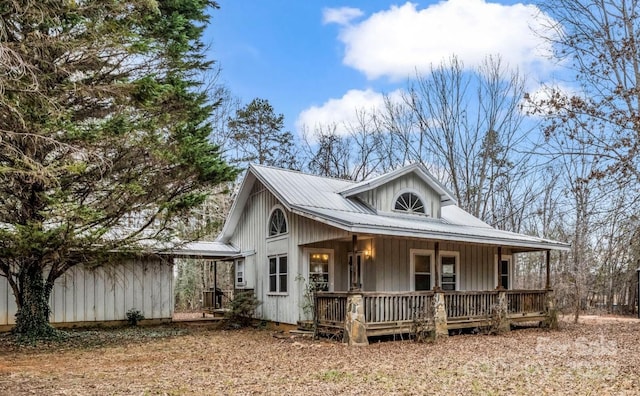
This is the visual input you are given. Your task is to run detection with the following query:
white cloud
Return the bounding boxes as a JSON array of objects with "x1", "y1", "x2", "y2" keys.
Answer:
[
  {"x1": 295, "y1": 88, "x2": 404, "y2": 136},
  {"x1": 322, "y1": 7, "x2": 364, "y2": 26},
  {"x1": 326, "y1": 0, "x2": 559, "y2": 81}
]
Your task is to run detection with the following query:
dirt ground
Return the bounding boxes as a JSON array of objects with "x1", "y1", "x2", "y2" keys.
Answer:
[{"x1": 0, "y1": 315, "x2": 638, "y2": 395}]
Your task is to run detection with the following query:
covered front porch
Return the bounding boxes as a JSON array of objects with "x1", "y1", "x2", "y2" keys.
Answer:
[
  {"x1": 304, "y1": 234, "x2": 559, "y2": 344},
  {"x1": 314, "y1": 289, "x2": 553, "y2": 343}
]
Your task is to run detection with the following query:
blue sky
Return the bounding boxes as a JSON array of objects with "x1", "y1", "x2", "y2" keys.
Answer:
[{"x1": 205, "y1": 0, "x2": 561, "y2": 137}]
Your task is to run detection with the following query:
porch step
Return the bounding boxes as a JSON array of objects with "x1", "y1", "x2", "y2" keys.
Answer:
[
  {"x1": 297, "y1": 320, "x2": 314, "y2": 331},
  {"x1": 289, "y1": 329, "x2": 314, "y2": 337},
  {"x1": 202, "y1": 308, "x2": 230, "y2": 318}
]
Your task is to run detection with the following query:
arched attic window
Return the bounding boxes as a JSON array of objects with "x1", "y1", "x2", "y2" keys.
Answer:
[
  {"x1": 268, "y1": 208, "x2": 288, "y2": 236},
  {"x1": 394, "y1": 192, "x2": 425, "y2": 214}
]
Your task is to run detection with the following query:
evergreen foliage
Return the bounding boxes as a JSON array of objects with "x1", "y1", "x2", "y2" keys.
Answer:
[
  {"x1": 0, "y1": 0, "x2": 237, "y2": 338},
  {"x1": 228, "y1": 98, "x2": 299, "y2": 169}
]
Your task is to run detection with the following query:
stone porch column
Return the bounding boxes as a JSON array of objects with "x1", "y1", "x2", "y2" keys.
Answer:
[
  {"x1": 544, "y1": 289, "x2": 558, "y2": 329},
  {"x1": 345, "y1": 292, "x2": 368, "y2": 346},
  {"x1": 433, "y1": 290, "x2": 448, "y2": 339},
  {"x1": 496, "y1": 289, "x2": 511, "y2": 333}
]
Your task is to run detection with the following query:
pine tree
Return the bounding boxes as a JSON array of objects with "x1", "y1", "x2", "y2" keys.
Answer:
[{"x1": 0, "y1": 0, "x2": 236, "y2": 338}]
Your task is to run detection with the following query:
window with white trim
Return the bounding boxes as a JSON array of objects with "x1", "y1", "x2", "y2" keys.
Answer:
[
  {"x1": 496, "y1": 255, "x2": 512, "y2": 289},
  {"x1": 440, "y1": 254, "x2": 458, "y2": 291},
  {"x1": 414, "y1": 254, "x2": 432, "y2": 291},
  {"x1": 309, "y1": 253, "x2": 329, "y2": 291},
  {"x1": 235, "y1": 259, "x2": 245, "y2": 287},
  {"x1": 268, "y1": 208, "x2": 287, "y2": 236},
  {"x1": 269, "y1": 255, "x2": 287, "y2": 293},
  {"x1": 394, "y1": 192, "x2": 425, "y2": 214}
]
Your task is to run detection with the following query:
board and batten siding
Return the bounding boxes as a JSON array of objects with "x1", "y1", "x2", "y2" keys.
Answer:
[
  {"x1": 229, "y1": 180, "x2": 297, "y2": 324},
  {"x1": 230, "y1": 180, "x2": 353, "y2": 324},
  {"x1": 359, "y1": 172, "x2": 442, "y2": 217},
  {"x1": 370, "y1": 238, "x2": 506, "y2": 292},
  {"x1": 0, "y1": 258, "x2": 173, "y2": 326}
]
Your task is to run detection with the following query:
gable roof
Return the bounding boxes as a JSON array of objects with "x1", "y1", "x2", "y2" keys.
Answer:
[
  {"x1": 339, "y1": 163, "x2": 457, "y2": 206},
  {"x1": 219, "y1": 164, "x2": 570, "y2": 252}
]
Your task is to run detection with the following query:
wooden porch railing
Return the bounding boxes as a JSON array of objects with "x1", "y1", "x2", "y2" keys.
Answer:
[
  {"x1": 314, "y1": 289, "x2": 549, "y2": 335},
  {"x1": 315, "y1": 292, "x2": 347, "y2": 327},
  {"x1": 506, "y1": 290, "x2": 546, "y2": 315},
  {"x1": 363, "y1": 291, "x2": 435, "y2": 324},
  {"x1": 445, "y1": 291, "x2": 499, "y2": 320}
]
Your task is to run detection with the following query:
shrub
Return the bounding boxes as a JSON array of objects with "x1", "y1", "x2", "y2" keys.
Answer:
[
  {"x1": 225, "y1": 291, "x2": 261, "y2": 328},
  {"x1": 126, "y1": 308, "x2": 145, "y2": 326}
]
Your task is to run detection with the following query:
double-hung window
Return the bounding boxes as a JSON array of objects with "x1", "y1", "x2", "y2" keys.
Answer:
[{"x1": 269, "y1": 255, "x2": 288, "y2": 293}]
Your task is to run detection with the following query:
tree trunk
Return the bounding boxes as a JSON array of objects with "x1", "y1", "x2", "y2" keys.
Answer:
[
  {"x1": 13, "y1": 266, "x2": 57, "y2": 339},
  {"x1": 573, "y1": 282, "x2": 581, "y2": 324}
]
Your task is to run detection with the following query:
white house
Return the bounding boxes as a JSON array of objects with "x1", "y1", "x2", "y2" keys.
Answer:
[
  {"x1": 211, "y1": 163, "x2": 569, "y2": 341},
  {"x1": 1, "y1": 163, "x2": 569, "y2": 338}
]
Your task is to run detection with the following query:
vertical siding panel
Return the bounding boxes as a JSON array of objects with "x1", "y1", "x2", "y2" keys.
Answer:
[
  {"x1": 398, "y1": 239, "x2": 407, "y2": 291},
  {"x1": 84, "y1": 266, "x2": 96, "y2": 321},
  {"x1": 133, "y1": 260, "x2": 144, "y2": 315},
  {"x1": 51, "y1": 275, "x2": 64, "y2": 323},
  {"x1": 469, "y1": 244, "x2": 475, "y2": 291},
  {"x1": 123, "y1": 261, "x2": 134, "y2": 318},
  {"x1": 471, "y1": 245, "x2": 479, "y2": 290},
  {"x1": 64, "y1": 269, "x2": 75, "y2": 322},
  {"x1": 162, "y1": 261, "x2": 173, "y2": 318},
  {"x1": 391, "y1": 238, "x2": 398, "y2": 291},
  {"x1": 0, "y1": 276, "x2": 8, "y2": 325},
  {"x1": 7, "y1": 282, "x2": 16, "y2": 325},
  {"x1": 459, "y1": 245, "x2": 467, "y2": 291},
  {"x1": 75, "y1": 265, "x2": 86, "y2": 322},
  {"x1": 94, "y1": 266, "x2": 105, "y2": 321},
  {"x1": 105, "y1": 266, "x2": 116, "y2": 321},
  {"x1": 142, "y1": 261, "x2": 154, "y2": 319},
  {"x1": 374, "y1": 239, "x2": 384, "y2": 292},
  {"x1": 484, "y1": 246, "x2": 492, "y2": 290},
  {"x1": 151, "y1": 261, "x2": 160, "y2": 319},
  {"x1": 113, "y1": 264, "x2": 125, "y2": 320}
]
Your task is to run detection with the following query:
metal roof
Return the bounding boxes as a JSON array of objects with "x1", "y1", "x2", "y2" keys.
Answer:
[
  {"x1": 220, "y1": 164, "x2": 570, "y2": 252},
  {"x1": 170, "y1": 241, "x2": 240, "y2": 258}
]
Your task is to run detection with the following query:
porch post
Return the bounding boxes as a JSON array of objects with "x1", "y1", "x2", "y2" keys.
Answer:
[
  {"x1": 213, "y1": 260, "x2": 218, "y2": 308},
  {"x1": 545, "y1": 250, "x2": 551, "y2": 290},
  {"x1": 345, "y1": 291, "x2": 368, "y2": 346},
  {"x1": 350, "y1": 234, "x2": 358, "y2": 290},
  {"x1": 497, "y1": 247, "x2": 503, "y2": 289},
  {"x1": 434, "y1": 242, "x2": 441, "y2": 290},
  {"x1": 433, "y1": 290, "x2": 448, "y2": 338},
  {"x1": 496, "y1": 290, "x2": 510, "y2": 333}
]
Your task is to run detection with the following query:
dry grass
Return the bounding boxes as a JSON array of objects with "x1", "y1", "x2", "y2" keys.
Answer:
[{"x1": 0, "y1": 316, "x2": 639, "y2": 395}]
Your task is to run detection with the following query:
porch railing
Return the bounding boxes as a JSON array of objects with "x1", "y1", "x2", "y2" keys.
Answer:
[
  {"x1": 445, "y1": 291, "x2": 499, "y2": 320},
  {"x1": 507, "y1": 290, "x2": 546, "y2": 315},
  {"x1": 315, "y1": 289, "x2": 549, "y2": 333},
  {"x1": 315, "y1": 292, "x2": 347, "y2": 327},
  {"x1": 364, "y1": 291, "x2": 434, "y2": 324}
]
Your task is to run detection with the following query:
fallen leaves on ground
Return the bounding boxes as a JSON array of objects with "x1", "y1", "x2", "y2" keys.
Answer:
[{"x1": 0, "y1": 316, "x2": 638, "y2": 395}]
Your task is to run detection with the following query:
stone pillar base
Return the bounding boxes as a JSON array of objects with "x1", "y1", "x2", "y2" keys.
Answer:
[
  {"x1": 345, "y1": 293, "x2": 368, "y2": 346},
  {"x1": 543, "y1": 289, "x2": 558, "y2": 329},
  {"x1": 433, "y1": 291, "x2": 448, "y2": 339},
  {"x1": 495, "y1": 291, "x2": 511, "y2": 333}
]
